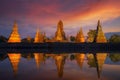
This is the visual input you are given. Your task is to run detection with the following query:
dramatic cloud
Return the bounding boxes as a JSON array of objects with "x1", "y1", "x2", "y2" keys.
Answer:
[{"x1": 0, "y1": 0, "x2": 120, "y2": 38}]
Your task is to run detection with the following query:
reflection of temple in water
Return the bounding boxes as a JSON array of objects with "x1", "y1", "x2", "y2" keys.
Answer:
[
  {"x1": 34, "y1": 30, "x2": 45, "y2": 68},
  {"x1": 4, "y1": 20, "x2": 111, "y2": 79},
  {"x1": 8, "y1": 53, "x2": 21, "y2": 75},
  {"x1": 34, "y1": 53, "x2": 45, "y2": 69},
  {"x1": 95, "y1": 53, "x2": 107, "y2": 78},
  {"x1": 95, "y1": 20, "x2": 107, "y2": 78},
  {"x1": 87, "y1": 20, "x2": 107, "y2": 78},
  {"x1": 53, "y1": 54, "x2": 67, "y2": 78},
  {"x1": 75, "y1": 53, "x2": 85, "y2": 69},
  {"x1": 87, "y1": 53, "x2": 107, "y2": 78},
  {"x1": 75, "y1": 27, "x2": 85, "y2": 69},
  {"x1": 7, "y1": 21, "x2": 21, "y2": 75}
]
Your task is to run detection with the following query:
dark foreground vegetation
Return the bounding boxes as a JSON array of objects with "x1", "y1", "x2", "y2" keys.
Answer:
[{"x1": 0, "y1": 42, "x2": 120, "y2": 53}]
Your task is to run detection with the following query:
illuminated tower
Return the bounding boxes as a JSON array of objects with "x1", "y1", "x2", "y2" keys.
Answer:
[
  {"x1": 34, "y1": 29, "x2": 44, "y2": 43},
  {"x1": 94, "y1": 20, "x2": 107, "y2": 43},
  {"x1": 75, "y1": 28, "x2": 85, "y2": 69},
  {"x1": 34, "y1": 29, "x2": 45, "y2": 68},
  {"x1": 54, "y1": 55, "x2": 66, "y2": 78},
  {"x1": 55, "y1": 20, "x2": 66, "y2": 42},
  {"x1": 94, "y1": 20, "x2": 107, "y2": 78},
  {"x1": 8, "y1": 21, "x2": 21, "y2": 42},
  {"x1": 76, "y1": 27, "x2": 85, "y2": 42},
  {"x1": 8, "y1": 53, "x2": 21, "y2": 75}
]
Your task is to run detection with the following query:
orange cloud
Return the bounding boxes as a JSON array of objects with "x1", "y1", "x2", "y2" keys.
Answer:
[{"x1": 0, "y1": 0, "x2": 120, "y2": 37}]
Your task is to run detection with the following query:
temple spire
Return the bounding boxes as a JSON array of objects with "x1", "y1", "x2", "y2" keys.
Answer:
[
  {"x1": 8, "y1": 21, "x2": 21, "y2": 43},
  {"x1": 76, "y1": 27, "x2": 85, "y2": 42},
  {"x1": 58, "y1": 20, "x2": 63, "y2": 31},
  {"x1": 13, "y1": 21, "x2": 18, "y2": 31},
  {"x1": 97, "y1": 20, "x2": 102, "y2": 32},
  {"x1": 94, "y1": 20, "x2": 107, "y2": 43},
  {"x1": 34, "y1": 29, "x2": 44, "y2": 43},
  {"x1": 34, "y1": 53, "x2": 44, "y2": 69},
  {"x1": 54, "y1": 20, "x2": 66, "y2": 42}
]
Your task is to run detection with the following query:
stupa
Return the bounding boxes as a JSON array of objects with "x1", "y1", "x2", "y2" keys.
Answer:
[
  {"x1": 76, "y1": 27, "x2": 85, "y2": 42},
  {"x1": 94, "y1": 20, "x2": 107, "y2": 78},
  {"x1": 54, "y1": 20, "x2": 67, "y2": 42},
  {"x1": 94, "y1": 20, "x2": 107, "y2": 43},
  {"x1": 34, "y1": 53, "x2": 44, "y2": 69},
  {"x1": 34, "y1": 29, "x2": 44, "y2": 43},
  {"x1": 8, "y1": 21, "x2": 21, "y2": 43}
]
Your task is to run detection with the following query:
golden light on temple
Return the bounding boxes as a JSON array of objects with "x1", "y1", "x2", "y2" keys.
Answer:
[
  {"x1": 6, "y1": 20, "x2": 108, "y2": 43},
  {"x1": 34, "y1": 53, "x2": 45, "y2": 69},
  {"x1": 94, "y1": 20, "x2": 107, "y2": 43},
  {"x1": 75, "y1": 27, "x2": 85, "y2": 69},
  {"x1": 34, "y1": 28, "x2": 45, "y2": 68},
  {"x1": 34, "y1": 29, "x2": 44, "y2": 43},
  {"x1": 94, "y1": 20, "x2": 107, "y2": 78},
  {"x1": 8, "y1": 21, "x2": 21, "y2": 43},
  {"x1": 76, "y1": 27, "x2": 85, "y2": 42},
  {"x1": 8, "y1": 53, "x2": 21, "y2": 75},
  {"x1": 54, "y1": 20, "x2": 67, "y2": 42},
  {"x1": 75, "y1": 53, "x2": 85, "y2": 69}
]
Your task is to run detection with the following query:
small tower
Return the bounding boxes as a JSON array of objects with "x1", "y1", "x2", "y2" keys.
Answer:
[
  {"x1": 8, "y1": 21, "x2": 21, "y2": 43},
  {"x1": 34, "y1": 29, "x2": 44, "y2": 43},
  {"x1": 93, "y1": 20, "x2": 107, "y2": 78},
  {"x1": 76, "y1": 27, "x2": 85, "y2": 42},
  {"x1": 94, "y1": 20, "x2": 107, "y2": 43},
  {"x1": 54, "y1": 20, "x2": 66, "y2": 42}
]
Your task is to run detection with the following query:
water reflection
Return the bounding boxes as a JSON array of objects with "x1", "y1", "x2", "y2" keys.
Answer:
[
  {"x1": 34, "y1": 53, "x2": 45, "y2": 69},
  {"x1": 53, "y1": 54, "x2": 67, "y2": 78},
  {"x1": 8, "y1": 53, "x2": 21, "y2": 76},
  {"x1": 0, "y1": 53, "x2": 120, "y2": 80},
  {"x1": 87, "y1": 53, "x2": 107, "y2": 78},
  {"x1": 75, "y1": 53, "x2": 85, "y2": 69}
]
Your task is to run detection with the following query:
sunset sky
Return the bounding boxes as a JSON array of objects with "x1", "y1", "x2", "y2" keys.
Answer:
[{"x1": 0, "y1": 0, "x2": 120, "y2": 38}]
